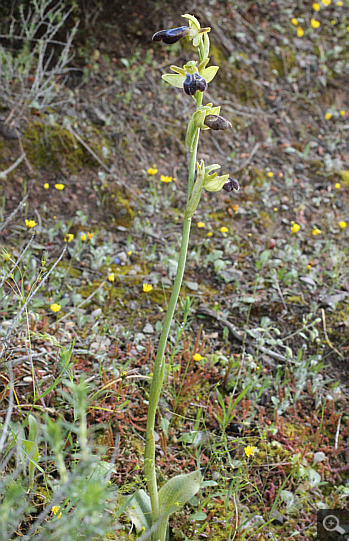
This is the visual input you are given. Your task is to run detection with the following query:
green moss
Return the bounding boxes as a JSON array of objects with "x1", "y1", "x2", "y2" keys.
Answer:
[
  {"x1": 257, "y1": 210, "x2": 272, "y2": 228},
  {"x1": 22, "y1": 120, "x2": 111, "y2": 172},
  {"x1": 250, "y1": 166, "x2": 266, "y2": 186},
  {"x1": 223, "y1": 65, "x2": 265, "y2": 107},
  {"x1": 57, "y1": 260, "x2": 82, "y2": 278},
  {"x1": 269, "y1": 48, "x2": 296, "y2": 76},
  {"x1": 209, "y1": 43, "x2": 229, "y2": 66}
]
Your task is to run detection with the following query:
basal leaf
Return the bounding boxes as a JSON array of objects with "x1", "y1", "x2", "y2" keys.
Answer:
[
  {"x1": 118, "y1": 489, "x2": 152, "y2": 533},
  {"x1": 159, "y1": 470, "x2": 202, "y2": 518}
]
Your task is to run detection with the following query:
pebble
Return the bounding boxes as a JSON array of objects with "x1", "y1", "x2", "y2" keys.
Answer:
[
  {"x1": 143, "y1": 323, "x2": 154, "y2": 334},
  {"x1": 313, "y1": 451, "x2": 326, "y2": 464}
]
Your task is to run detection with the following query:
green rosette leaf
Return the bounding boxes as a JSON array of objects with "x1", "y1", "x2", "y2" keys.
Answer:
[
  {"x1": 118, "y1": 489, "x2": 152, "y2": 533},
  {"x1": 159, "y1": 470, "x2": 202, "y2": 518}
]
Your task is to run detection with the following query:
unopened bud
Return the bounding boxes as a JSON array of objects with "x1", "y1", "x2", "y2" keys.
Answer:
[
  {"x1": 152, "y1": 26, "x2": 190, "y2": 45},
  {"x1": 223, "y1": 177, "x2": 240, "y2": 192},
  {"x1": 204, "y1": 115, "x2": 232, "y2": 130}
]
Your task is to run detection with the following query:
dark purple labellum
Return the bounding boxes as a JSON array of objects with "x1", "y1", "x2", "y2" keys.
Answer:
[
  {"x1": 223, "y1": 177, "x2": 240, "y2": 192},
  {"x1": 193, "y1": 72, "x2": 207, "y2": 92},
  {"x1": 183, "y1": 72, "x2": 207, "y2": 95},
  {"x1": 204, "y1": 115, "x2": 232, "y2": 130},
  {"x1": 152, "y1": 26, "x2": 190, "y2": 44},
  {"x1": 183, "y1": 73, "x2": 197, "y2": 95}
]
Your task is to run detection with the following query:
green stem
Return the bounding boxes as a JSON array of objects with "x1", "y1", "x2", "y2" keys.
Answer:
[{"x1": 144, "y1": 142, "x2": 199, "y2": 539}]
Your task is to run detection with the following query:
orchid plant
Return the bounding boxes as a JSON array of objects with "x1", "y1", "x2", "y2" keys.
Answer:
[{"x1": 119, "y1": 14, "x2": 239, "y2": 541}]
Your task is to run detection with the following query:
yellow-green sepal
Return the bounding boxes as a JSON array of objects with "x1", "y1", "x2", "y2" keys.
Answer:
[
  {"x1": 182, "y1": 13, "x2": 201, "y2": 30},
  {"x1": 204, "y1": 172, "x2": 230, "y2": 192},
  {"x1": 202, "y1": 33, "x2": 210, "y2": 61},
  {"x1": 202, "y1": 164, "x2": 229, "y2": 192},
  {"x1": 182, "y1": 13, "x2": 210, "y2": 47},
  {"x1": 170, "y1": 65, "x2": 186, "y2": 75},
  {"x1": 198, "y1": 58, "x2": 219, "y2": 83},
  {"x1": 162, "y1": 73, "x2": 185, "y2": 88},
  {"x1": 201, "y1": 65, "x2": 219, "y2": 83}
]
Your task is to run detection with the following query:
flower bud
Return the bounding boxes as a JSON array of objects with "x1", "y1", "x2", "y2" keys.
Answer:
[
  {"x1": 204, "y1": 115, "x2": 232, "y2": 130},
  {"x1": 152, "y1": 26, "x2": 190, "y2": 44},
  {"x1": 223, "y1": 178, "x2": 240, "y2": 192}
]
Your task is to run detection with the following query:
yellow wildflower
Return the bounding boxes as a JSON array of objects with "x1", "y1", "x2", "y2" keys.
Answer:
[
  {"x1": 322, "y1": 0, "x2": 331, "y2": 5},
  {"x1": 52, "y1": 506, "x2": 62, "y2": 518},
  {"x1": 311, "y1": 19, "x2": 320, "y2": 28},
  {"x1": 335, "y1": 183, "x2": 341, "y2": 189},
  {"x1": 44, "y1": 183, "x2": 49, "y2": 190},
  {"x1": 340, "y1": 110, "x2": 346, "y2": 116},
  {"x1": 291, "y1": 223, "x2": 300, "y2": 234},
  {"x1": 143, "y1": 283, "x2": 153, "y2": 293},
  {"x1": 325, "y1": 112, "x2": 332, "y2": 120},
  {"x1": 339, "y1": 221, "x2": 347, "y2": 229},
  {"x1": 64, "y1": 233, "x2": 74, "y2": 242},
  {"x1": 244, "y1": 445, "x2": 256, "y2": 457},
  {"x1": 233, "y1": 204, "x2": 239, "y2": 211},
  {"x1": 207, "y1": 231, "x2": 213, "y2": 237},
  {"x1": 50, "y1": 303, "x2": 61, "y2": 313},
  {"x1": 313, "y1": 2, "x2": 321, "y2": 9},
  {"x1": 193, "y1": 353, "x2": 202, "y2": 361},
  {"x1": 108, "y1": 274, "x2": 115, "y2": 282},
  {"x1": 220, "y1": 226, "x2": 229, "y2": 233},
  {"x1": 25, "y1": 219, "x2": 37, "y2": 229},
  {"x1": 53, "y1": 216, "x2": 56, "y2": 220},
  {"x1": 267, "y1": 172, "x2": 274, "y2": 178},
  {"x1": 81, "y1": 233, "x2": 87, "y2": 241},
  {"x1": 197, "y1": 221, "x2": 205, "y2": 228},
  {"x1": 291, "y1": 18, "x2": 298, "y2": 25},
  {"x1": 273, "y1": 207, "x2": 278, "y2": 212},
  {"x1": 160, "y1": 175, "x2": 173, "y2": 183},
  {"x1": 55, "y1": 183, "x2": 65, "y2": 190},
  {"x1": 307, "y1": 264, "x2": 312, "y2": 270},
  {"x1": 312, "y1": 228, "x2": 322, "y2": 235},
  {"x1": 147, "y1": 167, "x2": 158, "y2": 175},
  {"x1": 122, "y1": 371, "x2": 127, "y2": 377},
  {"x1": 4, "y1": 253, "x2": 11, "y2": 261},
  {"x1": 127, "y1": 250, "x2": 132, "y2": 256},
  {"x1": 331, "y1": 19, "x2": 336, "y2": 24},
  {"x1": 297, "y1": 27, "x2": 304, "y2": 37},
  {"x1": 87, "y1": 232, "x2": 94, "y2": 240},
  {"x1": 337, "y1": 0, "x2": 343, "y2": 4}
]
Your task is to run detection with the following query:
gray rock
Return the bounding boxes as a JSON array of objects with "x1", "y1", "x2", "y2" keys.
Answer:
[
  {"x1": 313, "y1": 451, "x2": 326, "y2": 464},
  {"x1": 0, "y1": 123, "x2": 23, "y2": 140},
  {"x1": 143, "y1": 323, "x2": 154, "y2": 334}
]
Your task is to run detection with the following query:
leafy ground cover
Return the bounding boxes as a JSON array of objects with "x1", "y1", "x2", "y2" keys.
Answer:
[{"x1": 0, "y1": 0, "x2": 349, "y2": 540}]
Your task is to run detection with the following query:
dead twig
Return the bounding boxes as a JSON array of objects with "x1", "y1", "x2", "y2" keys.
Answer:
[
  {"x1": 321, "y1": 308, "x2": 342, "y2": 359},
  {"x1": 0, "y1": 194, "x2": 28, "y2": 234},
  {"x1": 196, "y1": 305, "x2": 287, "y2": 362},
  {"x1": 66, "y1": 125, "x2": 111, "y2": 173},
  {"x1": 0, "y1": 153, "x2": 26, "y2": 180}
]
